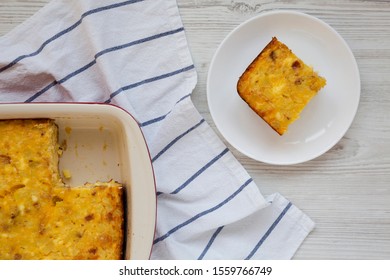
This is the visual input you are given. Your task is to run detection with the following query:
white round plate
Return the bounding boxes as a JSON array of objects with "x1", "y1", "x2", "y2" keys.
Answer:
[{"x1": 207, "y1": 10, "x2": 360, "y2": 165}]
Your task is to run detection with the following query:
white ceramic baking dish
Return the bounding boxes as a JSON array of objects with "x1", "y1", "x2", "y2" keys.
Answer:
[{"x1": 0, "y1": 103, "x2": 156, "y2": 260}]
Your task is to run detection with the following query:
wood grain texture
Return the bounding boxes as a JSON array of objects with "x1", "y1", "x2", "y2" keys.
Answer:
[
  {"x1": 0, "y1": 0, "x2": 389, "y2": 259},
  {"x1": 178, "y1": 0, "x2": 390, "y2": 260}
]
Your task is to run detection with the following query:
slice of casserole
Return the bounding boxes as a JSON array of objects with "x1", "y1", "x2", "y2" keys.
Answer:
[
  {"x1": 39, "y1": 182, "x2": 124, "y2": 260},
  {"x1": 237, "y1": 37, "x2": 326, "y2": 135}
]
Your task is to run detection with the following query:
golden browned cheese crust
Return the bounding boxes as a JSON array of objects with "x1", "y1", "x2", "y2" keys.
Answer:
[
  {"x1": 41, "y1": 183, "x2": 124, "y2": 260},
  {"x1": 0, "y1": 119, "x2": 124, "y2": 260},
  {"x1": 237, "y1": 37, "x2": 326, "y2": 135}
]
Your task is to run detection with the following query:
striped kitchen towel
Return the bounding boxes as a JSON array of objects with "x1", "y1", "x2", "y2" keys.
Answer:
[{"x1": 0, "y1": 0, "x2": 314, "y2": 259}]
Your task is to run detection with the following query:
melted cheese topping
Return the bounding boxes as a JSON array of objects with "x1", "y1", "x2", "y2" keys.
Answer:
[
  {"x1": 0, "y1": 119, "x2": 124, "y2": 260},
  {"x1": 237, "y1": 37, "x2": 326, "y2": 135}
]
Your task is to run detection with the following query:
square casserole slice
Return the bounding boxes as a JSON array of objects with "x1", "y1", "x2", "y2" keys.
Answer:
[{"x1": 237, "y1": 37, "x2": 326, "y2": 135}]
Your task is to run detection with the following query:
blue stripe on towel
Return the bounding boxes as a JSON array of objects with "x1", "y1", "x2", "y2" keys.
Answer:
[
  {"x1": 153, "y1": 178, "x2": 253, "y2": 245},
  {"x1": 104, "y1": 64, "x2": 195, "y2": 103},
  {"x1": 170, "y1": 148, "x2": 229, "y2": 194},
  {"x1": 0, "y1": 0, "x2": 145, "y2": 73},
  {"x1": 95, "y1": 27, "x2": 184, "y2": 58},
  {"x1": 152, "y1": 118, "x2": 205, "y2": 163},
  {"x1": 24, "y1": 27, "x2": 185, "y2": 102},
  {"x1": 245, "y1": 202, "x2": 293, "y2": 260},
  {"x1": 156, "y1": 147, "x2": 228, "y2": 197},
  {"x1": 198, "y1": 226, "x2": 224, "y2": 260},
  {"x1": 25, "y1": 81, "x2": 59, "y2": 103},
  {"x1": 140, "y1": 93, "x2": 191, "y2": 127}
]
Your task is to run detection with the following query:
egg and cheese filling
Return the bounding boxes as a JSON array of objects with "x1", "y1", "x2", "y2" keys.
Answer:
[
  {"x1": 0, "y1": 119, "x2": 124, "y2": 260},
  {"x1": 237, "y1": 37, "x2": 326, "y2": 135}
]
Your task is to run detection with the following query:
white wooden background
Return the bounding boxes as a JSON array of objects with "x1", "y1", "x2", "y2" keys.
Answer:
[{"x1": 1, "y1": 0, "x2": 389, "y2": 259}]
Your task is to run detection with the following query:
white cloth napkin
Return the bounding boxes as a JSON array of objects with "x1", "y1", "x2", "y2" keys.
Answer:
[{"x1": 0, "y1": 0, "x2": 315, "y2": 259}]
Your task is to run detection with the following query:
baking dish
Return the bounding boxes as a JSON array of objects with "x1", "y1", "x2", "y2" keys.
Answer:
[{"x1": 0, "y1": 103, "x2": 156, "y2": 260}]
